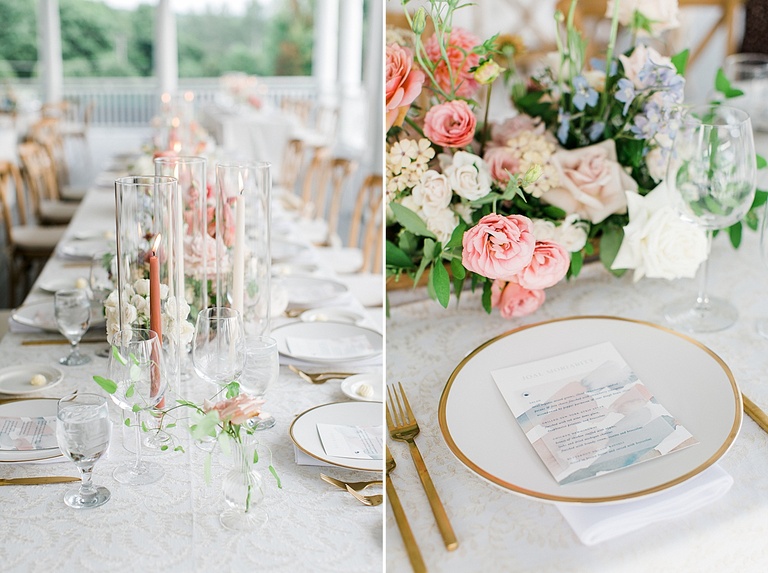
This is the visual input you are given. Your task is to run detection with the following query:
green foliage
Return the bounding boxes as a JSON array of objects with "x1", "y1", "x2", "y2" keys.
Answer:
[{"x1": 93, "y1": 375, "x2": 117, "y2": 394}]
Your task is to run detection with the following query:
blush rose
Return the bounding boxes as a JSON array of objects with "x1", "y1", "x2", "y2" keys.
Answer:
[
  {"x1": 461, "y1": 213, "x2": 536, "y2": 281},
  {"x1": 386, "y1": 43, "x2": 426, "y2": 129},
  {"x1": 424, "y1": 100, "x2": 477, "y2": 148},
  {"x1": 491, "y1": 280, "x2": 546, "y2": 318},
  {"x1": 516, "y1": 240, "x2": 570, "y2": 290}
]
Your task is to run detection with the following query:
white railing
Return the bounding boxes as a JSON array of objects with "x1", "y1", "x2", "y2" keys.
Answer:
[{"x1": 5, "y1": 76, "x2": 319, "y2": 127}]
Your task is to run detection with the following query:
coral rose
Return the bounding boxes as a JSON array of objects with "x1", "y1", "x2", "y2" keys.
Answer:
[
  {"x1": 491, "y1": 280, "x2": 546, "y2": 318},
  {"x1": 425, "y1": 27, "x2": 481, "y2": 98},
  {"x1": 462, "y1": 214, "x2": 536, "y2": 281},
  {"x1": 517, "y1": 241, "x2": 570, "y2": 290},
  {"x1": 484, "y1": 145, "x2": 522, "y2": 184},
  {"x1": 386, "y1": 43, "x2": 426, "y2": 129},
  {"x1": 424, "y1": 100, "x2": 477, "y2": 148}
]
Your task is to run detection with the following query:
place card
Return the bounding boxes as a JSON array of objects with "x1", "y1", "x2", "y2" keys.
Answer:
[
  {"x1": 492, "y1": 342, "x2": 697, "y2": 485},
  {"x1": 286, "y1": 335, "x2": 373, "y2": 359},
  {"x1": 0, "y1": 416, "x2": 58, "y2": 451},
  {"x1": 316, "y1": 423, "x2": 383, "y2": 460}
]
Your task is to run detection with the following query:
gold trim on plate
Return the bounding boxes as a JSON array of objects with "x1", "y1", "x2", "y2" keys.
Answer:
[{"x1": 438, "y1": 315, "x2": 742, "y2": 504}]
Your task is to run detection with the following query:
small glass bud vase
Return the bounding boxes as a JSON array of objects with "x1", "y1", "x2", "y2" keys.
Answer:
[{"x1": 220, "y1": 435, "x2": 268, "y2": 530}]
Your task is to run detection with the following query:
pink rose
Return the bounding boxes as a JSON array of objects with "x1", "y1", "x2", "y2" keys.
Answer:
[
  {"x1": 483, "y1": 146, "x2": 521, "y2": 184},
  {"x1": 184, "y1": 234, "x2": 219, "y2": 274},
  {"x1": 462, "y1": 213, "x2": 536, "y2": 281},
  {"x1": 386, "y1": 43, "x2": 426, "y2": 129},
  {"x1": 542, "y1": 140, "x2": 638, "y2": 224},
  {"x1": 425, "y1": 27, "x2": 481, "y2": 98},
  {"x1": 491, "y1": 280, "x2": 546, "y2": 318},
  {"x1": 489, "y1": 114, "x2": 545, "y2": 147},
  {"x1": 517, "y1": 241, "x2": 570, "y2": 290},
  {"x1": 207, "y1": 394, "x2": 265, "y2": 426},
  {"x1": 424, "y1": 100, "x2": 477, "y2": 148}
]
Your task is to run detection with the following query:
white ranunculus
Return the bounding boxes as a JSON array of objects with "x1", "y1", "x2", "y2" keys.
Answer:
[
  {"x1": 532, "y1": 219, "x2": 558, "y2": 242},
  {"x1": 426, "y1": 208, "x2": 459, "y2": 245},
  {"x1": 121, "y1": 303, "x2": 138, "y2": 327},
  {"x1": 612, "y1": 182, "x2": 708, "y2": 281},
  {"x1": 131, "y1": 294, "x2": 150, "y2": 317},
  {"x1": 606, "y1": 0, "x2": 679, "y2": 36},
  {"x1": 412, "y1": 170, "x2": 452, "y2": 217},
  {"x1": 444, "y1": 151, "x2": 492, "y2": 201},
  {"x1": 557, "y1": 214, "x2": 590, "y2": 252},
  {"x1": 134, "y1": 278, "x2": 150, "y2": 296}
]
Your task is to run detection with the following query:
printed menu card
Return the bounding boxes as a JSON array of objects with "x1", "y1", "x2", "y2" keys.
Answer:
[
  {"x1": 492, "y1": 342, "x2": 697, "y2": 485},
  {"x1": 0, "y1": 416, "x2": 58, "y2": 451}
]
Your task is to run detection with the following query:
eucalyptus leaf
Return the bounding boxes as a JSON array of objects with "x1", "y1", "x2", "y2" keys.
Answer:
[
  {"x1": 125, "y1": 383, "x2": 135, "y2": 398},
  {"x1": 390, "y1": 202, "x2": 436, "y2": 239},
  {"x1": 269, "y1": 464, "x2": 282, "y2": 489},
  {"x1": 728, "y1": 221, "x2": 743, "y2": 248},
  {"x1": 93, "y1": 375, "x2": 117, "y2": 394},
  {"x1": 132, "y1": 404, "x2": 141, "y2": 413},
  {"x1": 112, "y1": 345, "x2": 127, "y2": 366}
]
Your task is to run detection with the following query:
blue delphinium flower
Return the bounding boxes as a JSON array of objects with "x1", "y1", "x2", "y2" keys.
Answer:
[
  {"x1": 571, "y1": 75, "x2": 598, "y2": 111},
  {"x1": 615, "y1": 78, "x2": 636, "y2": 115},
  {"x1": 557, "y1": 109, "x2": 571, "y2": 144},
  {"x1": 588, "y1": 122, "x2": 605, "y2": 141}
]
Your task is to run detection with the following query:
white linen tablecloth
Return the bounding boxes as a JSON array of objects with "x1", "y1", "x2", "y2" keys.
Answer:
[{"x1": 386, "y1": 229, "x2": 768, "y2": 572}]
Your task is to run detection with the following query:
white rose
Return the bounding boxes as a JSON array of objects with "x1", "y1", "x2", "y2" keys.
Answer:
[
  {"x1": 412, "y1": 170, "x2": 452, "y2": 217},
  {"x1": 104, "y1": 289, "x2": 119, "y2": 310},
  {"x1": 425, "y1": 208, "x2": 459, "y2": 245},
  {"x1": 131, "y1": 294, "x2": 150, "y2": 317},
  {"x1": 606, "y1": 0, "x2": 679, "y2": 36},
  {"x1": 134, "y1": 279, "x2": 150, "y2": 296},
  {"x1": 612, "y1": 182, "x2": 708, "y2": 281},
  {"x1": 532, "y1": 219, "x2": 558, "y2": 242},
  {"x1": 557, "y1": 214, "x2": 589, "y2": 252},
  {"x1": 121, "y1": 303, "x2": 138, "y2": 326},
  {"x1": 179, "y1": 320, "x2": 195, "y2": 347},
  {"x1": 452, "y1": 202, "x2": 474, "y2": 224},
  {"x1": 444, "y1": 151, "x2": 492, "y2": 201},
  {"x1": 159, "y1": 283, "x2": 169, "y2": 301}
]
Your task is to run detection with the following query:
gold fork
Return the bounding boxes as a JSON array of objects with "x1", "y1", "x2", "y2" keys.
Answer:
[
  {"x1": 288, "y1": 364, "x2": 356, "y2": 384},
  {"x1": 345, "y1": 484, "x2": 383, "y2": 506},
  {"x1": 387, "y1": 381, "x2": 458, "y2": 551},
  {"x1": 320, "y1": 473, "x2": 383, "y2": 492},
  {"x1": 387, "y1": 446, "x2": 427, "y2": 573}
]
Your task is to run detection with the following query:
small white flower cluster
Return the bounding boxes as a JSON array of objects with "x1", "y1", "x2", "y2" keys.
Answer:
[
  {"x1": 532, "y1": 214, "x2": 589, "y2": 253},
  {"x1": 386, "y1": 138, "x2": 435, "y2": 198},
  {"x1": 104, "y1": 278, "x2": 194, "y2": 346}
]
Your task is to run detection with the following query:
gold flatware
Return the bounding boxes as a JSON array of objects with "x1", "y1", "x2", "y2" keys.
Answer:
[
  {"x1": 21, "y1": 339, "x2": 105, "y2": 346},
  {"x1": 743, "y1": 393, "x2": 768, "y2": 434},
  {"x1": 0, "y1": 476, "x2": 80, "y2": 486},
  {"x1": 288, "y1": 365, "x2": 356, "y2": 384},
  {"x1": 345, "y1": 484, "x2": 383, "y2": 506},
  {"x1": 387, "y1": 381, "x2": 458, "y2": 551},
  {"x1": 387, "y1": 446, "x2": 426, "y2": 573},
  {"x1": 285, "y1": 308, "x2": 308, "y2": 318},
  {"x1": 320, "y1": 473, "x2": 383, "y2": 493}
]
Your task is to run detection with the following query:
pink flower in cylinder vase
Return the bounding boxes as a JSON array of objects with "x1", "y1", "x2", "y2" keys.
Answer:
[
  {"x1": 491, "y1": 280, "x2": 546, "y2": 318},
  {"x1": 386, "y1": 43, "x2": 426, "y2": 129},
  {"x1": 425, "y1": 27, "x2": 482, "y2": 99}
]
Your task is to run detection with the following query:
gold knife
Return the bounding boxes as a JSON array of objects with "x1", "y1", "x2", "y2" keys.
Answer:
[
  {"x1": 0, "y1": 476, "x2": 80, "y2": 486},
  {"x1": 743, "y1": 393, "x2": 768, "y2": 434}
]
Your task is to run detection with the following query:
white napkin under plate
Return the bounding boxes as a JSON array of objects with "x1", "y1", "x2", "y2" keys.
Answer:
[
  {"x1": 556, "y1": 464, "x2": 733, "y2": 546},
  {"x1": 293, "y1": 445, "x2": 333, "y2": 467}
]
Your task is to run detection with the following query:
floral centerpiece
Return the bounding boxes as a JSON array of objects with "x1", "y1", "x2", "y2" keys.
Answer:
[{"x1": 385, "y1": 0, "x2": 766, "y2": 318}]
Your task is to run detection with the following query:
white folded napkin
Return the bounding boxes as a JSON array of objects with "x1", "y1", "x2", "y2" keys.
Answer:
[
  {"x1": 293, "y1": 445, "x2": 333, "y2": 467},
  {"x1": 556, "y1": 464, "x2": 733, "y2": 546}
]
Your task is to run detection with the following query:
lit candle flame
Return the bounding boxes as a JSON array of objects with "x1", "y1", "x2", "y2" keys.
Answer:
[{"x1": 152, "y1": 234, "x2": 162, "y2": 255}]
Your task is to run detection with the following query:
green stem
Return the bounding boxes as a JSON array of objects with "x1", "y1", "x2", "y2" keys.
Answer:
[
  {"x1": 479, "y1": 84, "x2": 493, "y2": 157},
  {"x1": 405, "y1": 115, "x2": 426, "y2": 138},
  {"x1": 599, "y1": 0, "x2": 622, "y2": 120}
]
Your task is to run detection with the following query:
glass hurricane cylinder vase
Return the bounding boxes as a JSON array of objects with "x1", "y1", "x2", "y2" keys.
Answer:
[
  {"x1": 220, "y1": 436, "x2": 267, "y2": 530},
  {"x1": 214, "y1": 162, "x2": 272, "y2": 337}
]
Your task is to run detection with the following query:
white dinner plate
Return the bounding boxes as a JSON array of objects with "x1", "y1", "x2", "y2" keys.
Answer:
[
  {"x1": 340, "y1": 373, "x2": 383, "y2": 402},
  {"x1": 272, "y1": 322, "x2": 382, "y2": 363},
  {"x1": 11, "y1": 300, "x2": 106, "y2": 333},
  {"x1": 58, "y1": 238, "x2": 111, "y2": 260},
  {"x1": 279, "y1": 276, "x2": 348, "y2": 306},
  {"x1": 272, "y1": 239, "x2": 309, "y2": 262},
  {"x1": 439, "y1": 316, "x2": 741, "y2": 504},
  {"x1": 272, "y1": 262, "x2": 320, "y2": 276},
  {"x1": 0, "y1": 398, "x2": 63, "y2": 463},
  {"x1": 289, "y1": 401, "x2": 382, "y2": 472},
  {"x1": 38, "y1": 277, "x2": 88, "y2": 294},
  {"x1": 0, "y1": 365, "x2": 64, "y2": 396},
  {"x1": 300, "y1": 307, "x2": 366, "y2": 325}
]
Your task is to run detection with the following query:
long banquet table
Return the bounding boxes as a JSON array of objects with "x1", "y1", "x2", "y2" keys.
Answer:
[
  {"x1": 0, "y1": 182, "x2": 384, "y2": 572},
  {"x1": 386, "y1": 227, "x2": 768, "y2": 572}
]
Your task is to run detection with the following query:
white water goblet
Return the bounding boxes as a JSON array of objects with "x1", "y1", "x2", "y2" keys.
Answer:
[
  {"x1": 54, "y1": 288, "x2": 92, "y2": 366},
  {"x1": 240, "y1": 336, "x2": 279, "y2": 430},
  {"x1": 192, "y1": 307, "x2": 246, "y2": 392},
  {"x1": 108, "y1": 327, "x2": 166, "y2": 485},
  {"x1": 56, "y1": 393, "x2": 112, "y2": 509},
  {"x1": 663, "y1": 104, "x2": 757, "y2": 333}
]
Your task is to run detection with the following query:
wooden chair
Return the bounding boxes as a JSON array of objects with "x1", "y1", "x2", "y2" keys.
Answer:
[
  {"x1": 28, "y1": 117, "x2": 70, "y2": 188},
  {"x1": 325, "y1": 158, "x2": 359, "y2": 245},
  {"x1": 299, "y1": 146, "x2": 331, "y2": 219},
  {"x1": 280, "y1": 138, "x2": 305, "y2": 193},
  {"x1": 17, "y1": 141, "x2": 78, "y2": 226},
  {"x1": 349, "y1": 174, "x2": 383, "y2": 274},
  {"x1": 678, "y1": 0, "x2": 744, "y2": 66},
  {"x1": 0, "y1": 160, "x2": 66, "y2": 304}
]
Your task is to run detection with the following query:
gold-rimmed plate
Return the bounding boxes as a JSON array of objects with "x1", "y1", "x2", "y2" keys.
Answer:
[{"x1": 438, "y1": 316, "x2": 741, "y2": 504}]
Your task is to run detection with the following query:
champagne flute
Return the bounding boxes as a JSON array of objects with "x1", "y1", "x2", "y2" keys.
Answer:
[
  {"x1": 192, "y1": 307, "x2": 246, "y2": 393},
  {"x1": 56, "y1": 393, "x2": 111, "y2": 509},
  {"x1": 663, "y1": 104, "x2": 757, "y2": 332},
  {"x1": 240, "y1": 336, "x2": 279, "y2": 430},
  {"x1": 54, "y1": 289, "x2": 92, "y2": 365},
  {"x1": 108, "y1": 327, "x2": 166, "y2": 485}
]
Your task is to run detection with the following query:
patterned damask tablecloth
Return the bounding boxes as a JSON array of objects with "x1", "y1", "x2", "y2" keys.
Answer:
[
  {"x1": 0, "y1": 189, "x2": 384, "y2": 573},
  {"x1": 386, "y1": 229, "x2": 768, "y2": 572}
]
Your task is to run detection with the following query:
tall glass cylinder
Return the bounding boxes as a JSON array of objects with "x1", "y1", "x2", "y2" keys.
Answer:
[
  {"x1": 113, "y1": 176, "x2": 189, "y2": 395},
  {"x1": 214, "y1": 162, "x2": 272, "y2": 337}
]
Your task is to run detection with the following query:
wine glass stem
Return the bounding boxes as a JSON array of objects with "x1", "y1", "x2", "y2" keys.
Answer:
[
  {"x1": 79, "y1": 465, "x2": 96, "y2": 497},
  {"x1": 695, "y1": 231, "x2": 714, "y2": 309},
  {"x1": 133, "y1": 411, "x2": 143, "y2": 471}
]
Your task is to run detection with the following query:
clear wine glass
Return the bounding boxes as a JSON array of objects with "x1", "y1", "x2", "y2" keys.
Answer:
[
  {"x1": 192, "y1": 307, "x2": 246, "y2": 393},
  {"x1": 240, "y1": 336, "x2": 279, "y2": 430},
  {"x1": 663, "y1": 104, "x2": 757, "y2": 332},
  {"x1": 108, "y1": 327, "x2": 166, "y2": 485},
  {"x1": 54, "y1": 289, "x2": 92, "y2": 366},
  {"x1": 56, "y1": 393, "x2": 111, "y2": 509}
]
